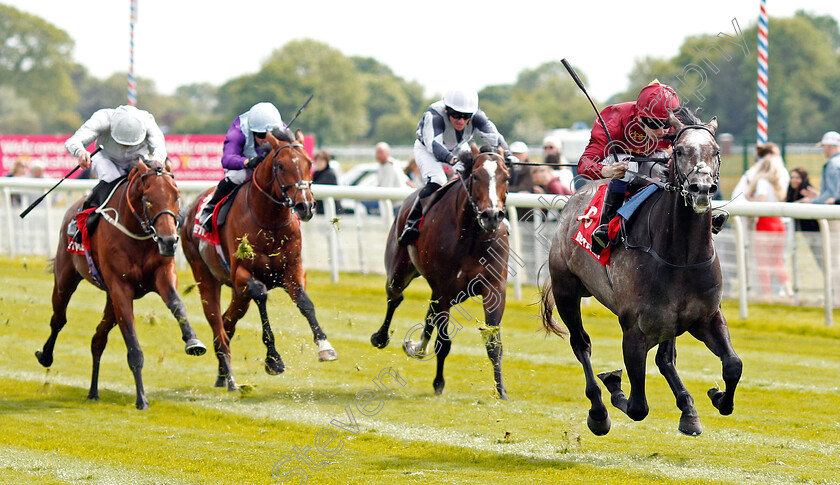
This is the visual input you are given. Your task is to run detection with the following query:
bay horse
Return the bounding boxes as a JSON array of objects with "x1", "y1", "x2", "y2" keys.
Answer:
[
  {"x1": 371, "y1": 144, "x2": 511, "y2": 399},
  {"x1": 36, "y1": 160, "x2": 206, "y2": 410},
  {"x1": 540, "y1": 110, "x2": 741, "y2": 435},
  {"x1": 181, "y1": 128, "x2": 338, "y2": 392}
]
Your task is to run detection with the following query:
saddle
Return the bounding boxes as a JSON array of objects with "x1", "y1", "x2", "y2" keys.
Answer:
[{"x1": 423, "y1": 177, "x2": 460, "y2": 215}]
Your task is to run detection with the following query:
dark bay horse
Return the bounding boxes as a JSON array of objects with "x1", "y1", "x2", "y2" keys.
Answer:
[
  {"x1": 36, "y1": 160, "x2": 206, "y2": 410},
  {"x1": 540, "y1": 111, "x2": 741, "y2": 435},
  {"x1": 371, "y1": 144, "x2": 511, "y2": 399},
  {"x1": 181, "y1": 128, "x2": 338, "y2": 392}
]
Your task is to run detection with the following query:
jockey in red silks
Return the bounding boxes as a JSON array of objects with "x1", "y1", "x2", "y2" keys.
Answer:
[{"x1": 579, "y1": 80, "x2": 679, "y2": 255}]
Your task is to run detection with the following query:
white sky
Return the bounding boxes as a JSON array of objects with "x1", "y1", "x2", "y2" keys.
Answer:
[{"x1": 4, "y1": 0, "x2": 839, "y2": 102}]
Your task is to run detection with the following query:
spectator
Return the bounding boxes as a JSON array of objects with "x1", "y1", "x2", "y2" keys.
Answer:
[
  {"x1": 543, "y1": 135, "x2": 575, "y2": 192},
  {"x1": 29, "y1": 160, "x2": 46, "y2": 178},
  {"x1": 745, "y1": 143, "x2": 792, "y2": 298},
  {"x1": 508, "y1": 141, "x2": 534, "y2": 193},
  {"x1": 311, "y1": 150, "x2": 340, "y2": 215},
  {"x1": 404, "y1": 157, "x2": 424, "y2": 189},
  {"x1": 374, "y1": 142, "x2": 406, "y2": 188},
  {"x1": 733, "y1": 142, "x2": 790, "y2": 201},
  {"x1": 787, "y1": 167, "x2": 822, "y2": 269},
  {"x1": 5, "y1": 159, "x2": 28, "y2": 206},
  {"x1": 531, "y1": 154, "x2": 572, "y2": 195}
]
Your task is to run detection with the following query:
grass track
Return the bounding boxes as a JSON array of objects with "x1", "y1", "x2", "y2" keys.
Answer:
[{"x1": 1, "y1": 256, "x2": 840, "y2": 484}]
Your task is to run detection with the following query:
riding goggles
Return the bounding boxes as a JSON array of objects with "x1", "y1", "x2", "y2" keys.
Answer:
[
  {"x1": 446, "y1": 107, "x2": 473, "y2": 121},
  {"x1": 641, "y1": 117, "x2": 669, "y2": 130}
]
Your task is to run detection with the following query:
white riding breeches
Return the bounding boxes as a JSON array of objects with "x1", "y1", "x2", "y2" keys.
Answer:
[
  {"x1": 225, "y1": 167, "x2": 254, "y2": 184},
  {"x1": 414, "y1": 139, "x2": 448, "y2": 186}
]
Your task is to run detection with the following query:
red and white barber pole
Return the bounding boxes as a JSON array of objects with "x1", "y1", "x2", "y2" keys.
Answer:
[
  {"x1": 127, "y1": 0, "x2": 137, "y2": 106},
  {"x1": 756, "y1": 0, "x2": 768, "y2": 146}
]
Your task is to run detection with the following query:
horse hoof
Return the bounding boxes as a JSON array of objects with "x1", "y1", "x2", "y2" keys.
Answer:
[
  {"x1": 228, "y1": 379, "x2": 239, "y2": 392},
  {"x1": 403, "y1": 341, "x2": 426, "y2": 360},
  {"x1": 214, "y1": 376, "x2": 227, "y2": 388},
  {"x1": 707, "y1": 387, "x2": 733, "y2": 415},
  {"x1": 370, "y1": 332, "x2": 390, "y2": 349},
  {"x1": 318, "y1": 349, "x2": 338, "y2": 362},
  {"x1": 433, "y1": 378, "x2": 445, "y2": 395},
  {"x1": 136, "y1": 400, "x2": 149, "y2": 410},
  {"x1": 87, "y1": 392, "x2": 99, "y2": 401},
  {"x1": 185, "y1": 339, "x2": 207, "y2": 356},
  {"x1": 587, "y1": 412, "x2": 611, "y2": 436},
  {"x1": 597, "y1": 369, "x2": 623, "y2": 392},
  {"x1": 35, "y1": 350, "x2": 52, "y2": 368},
  {"x1": 679, "y1": 414, "x2": 703, "y2": 436},
  {"x1": 265, "y1": 357, "x2": 285, "y2": 375}
]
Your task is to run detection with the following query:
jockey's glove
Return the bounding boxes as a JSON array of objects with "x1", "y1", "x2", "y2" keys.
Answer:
[
  {"x1": 451, "y1": 161, "x2": 466, "y2": 173},
  {"x1": 244, "y1": 154, "x2": 265, "y2": 168}
]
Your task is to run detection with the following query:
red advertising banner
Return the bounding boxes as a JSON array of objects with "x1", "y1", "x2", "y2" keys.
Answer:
[{"x1": 1, "y1": 134, "x2": 316, "y2": 181}]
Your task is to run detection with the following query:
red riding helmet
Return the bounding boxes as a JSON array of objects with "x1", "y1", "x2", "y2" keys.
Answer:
[{"x1": 636, "y1": 80, "x2": 679, "y2": 120}]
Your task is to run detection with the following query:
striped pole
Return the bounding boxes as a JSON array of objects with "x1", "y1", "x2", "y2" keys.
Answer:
[
  {"x1": 757, "y1": 0, "x2": 768, "y2": 146},
  {"x1": 127, "y1": 0, "x2": 137, "y2": 106}
]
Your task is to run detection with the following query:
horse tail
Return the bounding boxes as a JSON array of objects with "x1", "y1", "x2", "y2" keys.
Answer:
[{"x1": 538, "y1": 265, "x2": 568, "y2": 338}]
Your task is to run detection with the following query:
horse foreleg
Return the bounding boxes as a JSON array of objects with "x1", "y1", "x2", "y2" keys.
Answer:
[
  {"x1": 36, "y1": 253, "x2": 82, "y2": 368},
  {"x1": 372, "y1": 251, "x2": 418, "y2": 349},
  {"x1": 154, "y1": 266, "x2": 206, "y2": 356},
  {"x1": 655, "y1": 339, "x2": 702, "y2": 436},
  {"x1": 89, "y1": 299, "x2": 117, "y2": 401},
  {"x1": 284, "y1": 274, "x2": 337, "y2": 363},
  {"x1": 109, "y1": 284, "x2": 148, "y2": 410},
  {"x1": 553, "y1": 288, "x2": 611, "y2": 436},
  {"x1": 432, "y1": 303, "x2": 454, "y2": 396},
  {"x1": 482, "y1": 284, "x2": 508, "y2": 400},
  {"x1": 690, "y1": 310, "x2": 742, "y2": 416},
  {"x1": 243, "y1": 278, "x2": 285, "y2": 375}
]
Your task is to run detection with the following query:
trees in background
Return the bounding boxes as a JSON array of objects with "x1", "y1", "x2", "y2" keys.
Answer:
[{"x1": 2, "y1": 4, "x2": 839, "y2": 145}]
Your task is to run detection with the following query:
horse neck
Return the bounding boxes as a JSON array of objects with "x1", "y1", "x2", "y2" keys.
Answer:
[
  {"x1": 648, "y1": 190, "x2": 714, "y2": 264},
  {"x1": 118, "y1": 178, "x2": 147, "y2": 234}
]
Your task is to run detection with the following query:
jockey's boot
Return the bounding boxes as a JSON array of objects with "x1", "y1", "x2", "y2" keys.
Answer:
[
  {"x1": 591, "y1": 189, "x2": 625, "y2": 255},
  {"x1": 711, "y1": 211, "x2": 729, "y2": 235},
  {"x1": 200, "y1": 178, "x2": 237, "y2": 232},
  {"x1": 73, "y1": 178, "x2": 120, "y2": 243},
  {"x1": 398, "y1": 182, "x2": 441, "y2": 247}
]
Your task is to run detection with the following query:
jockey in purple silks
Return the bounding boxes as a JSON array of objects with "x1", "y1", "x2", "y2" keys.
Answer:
[{"x1": 199, "y1": 102, "x2": 284, "y2": 231}]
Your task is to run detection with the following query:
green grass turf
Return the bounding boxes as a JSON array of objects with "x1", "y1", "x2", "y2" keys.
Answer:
[{"x1": 1, "y1": 256, "x2": 839, "y2": 484}]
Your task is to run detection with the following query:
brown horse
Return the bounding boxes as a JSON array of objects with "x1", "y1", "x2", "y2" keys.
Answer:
[
  {"x1": 181, "y1": 128, "x2": 338, "y2": 392},
  {"x1": 371, "y1": 144, "x2": 511, "y2": 399},
  {"x1": 540, "y1": 110, "x2": 741, "y2": 435},
  {"x1": 36, "y1": 160, "x2": 206, "y2": 410}
]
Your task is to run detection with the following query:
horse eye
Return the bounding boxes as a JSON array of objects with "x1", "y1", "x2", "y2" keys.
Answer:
[{"x1": 675, "y1": 147, "x2": 684, "y2": 156}]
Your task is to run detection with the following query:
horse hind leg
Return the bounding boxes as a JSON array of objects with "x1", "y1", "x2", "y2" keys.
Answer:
[
  {"x1": 245, "y1": 278, "x2": 285, "y2": 375},
  {"x1": 88, "y1": 299, "x2": 118, "y2": 401},
  {"x1": 552, "y1": 286, "x2": 611, "y2": 435},
  {"x1": 480, "y1": 285, "x2": 508, "y2": 400},
  {"x1": 691, "y1": 310, "x2": 742, "y2": 416},
  {"x1": 36, "y1": 254, "x2": 82, "y2": 368},
  {"x1": 654, "y1": 339, "x2": 702, "y2": 436}
]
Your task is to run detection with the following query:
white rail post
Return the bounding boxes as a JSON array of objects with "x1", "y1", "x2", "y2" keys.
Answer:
[
  {"x1": 733, "y1": 216, "x2": 748, "y2": 319},
  {"x1": 819, "y1": 219, "x2": 832, "y2": 327},
  {"x1": 355, "y1": 202, "x2": 367, "y2": 274},
  {"x1": 324, "y1": 196, "x2": 339, "y2": 283},
  {"x1": 3, "y1": 188, "x2": 14, "y2": 257},
  {"x1": 507, "y1": 206, "x2": 522, "y2": 301}
]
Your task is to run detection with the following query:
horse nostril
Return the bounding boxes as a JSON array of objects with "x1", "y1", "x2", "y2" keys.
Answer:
[{"x1": 495, "y1": 211, "x2": 505, "y2": 222}]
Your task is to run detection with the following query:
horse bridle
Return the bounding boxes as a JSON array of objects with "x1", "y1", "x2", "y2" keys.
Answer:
[
  {"x1": 457, "y1": 151, "x2": 507, "y2": 232},
  {"x1": 252, "y1": 142, "x2": 313, "y2": 210},
  {"x1": 628, "y1": 124, "x2": 721, "y2": 200},
  {"x1": 124, "y1": 167, "x2": 181, "y2": 241}
]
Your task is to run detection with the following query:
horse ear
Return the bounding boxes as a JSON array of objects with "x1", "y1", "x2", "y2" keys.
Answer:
[
  {"x1": 707, "y1": 116, "x2": 718, "y2": 134},
  {"x1": 471, "y1": 142, "x2": 479, "y2": 157},
  {"x1": 295, "y1": 129, "x2": 305, "y2": 143},
  {"x1": 668, "y1": 112, "x2": 684, "y2": 132},
  {"x1": 164, "y1": 158, "x2": 173, "y2": 172}
]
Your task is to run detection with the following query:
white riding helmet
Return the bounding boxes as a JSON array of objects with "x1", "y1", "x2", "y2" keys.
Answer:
[
  {"x1": 110, "y1": 106, "x2": 147, "y2": 146},
  {"x1": 443, "y1": 89, "x2": 479, "y2": 114},
  {"x1": 247, "y1": 102, "x2": 283, "y2": 133}
]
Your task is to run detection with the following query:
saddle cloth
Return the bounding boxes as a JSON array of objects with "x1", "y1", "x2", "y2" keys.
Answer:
[
  {"x1": 573, "y1": 184, "x2": 660, "y2": 266},
  {"x1": 193, "y1": 193, "x2": 224, "y2": 245}
]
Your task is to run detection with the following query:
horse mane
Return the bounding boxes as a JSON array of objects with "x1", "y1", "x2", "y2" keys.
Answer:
[
  {"x1": 663, "y1": 106, "x2": 705, "y2": 142},
  {"x1": 270, "y1": 127, "x2": 296, "y2": 144}
]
